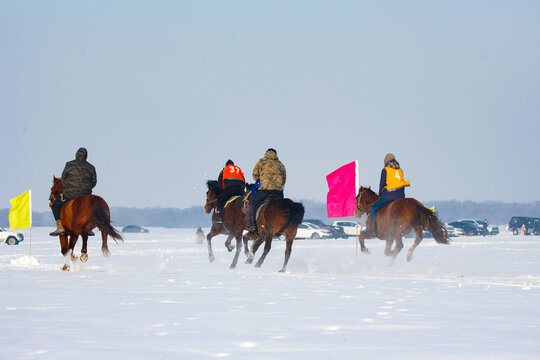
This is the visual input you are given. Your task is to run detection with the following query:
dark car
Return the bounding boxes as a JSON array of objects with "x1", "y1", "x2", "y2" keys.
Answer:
[
  {"x1": 122, "y1": 225, "x2": 149, "y2": 233},
  {"x1": 448, "y1": 221, "x2": 482, "y2": 236},
  {"x1": 303, "y1": 219, "x2": 345, "y2": 239},
  {"x1": 507, "y1": 216, "x2": 540, "y2": 235}
]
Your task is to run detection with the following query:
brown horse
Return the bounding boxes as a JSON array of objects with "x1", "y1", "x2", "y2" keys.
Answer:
[
  {"x1": 355, "y1": 186, "x2": 449, "y2": 265},
  {"x1": 243, "y1": 191, "x2": 305, "y2": 272},
  {"x1": 204, "y1": 180, "x2": 249, "y2": 269},
  {"x1": 50, "y1": 176, "x2": 123, "y2": 271}
]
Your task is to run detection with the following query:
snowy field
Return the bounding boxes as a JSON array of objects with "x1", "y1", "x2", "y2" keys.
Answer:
[{"x1": 0, "y1": 227, "x2": 539, "y2": 360}]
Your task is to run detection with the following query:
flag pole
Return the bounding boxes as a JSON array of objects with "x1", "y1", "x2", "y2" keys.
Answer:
[{"x1": 28, "y1": 190, "x2": 32, "y2": 257}]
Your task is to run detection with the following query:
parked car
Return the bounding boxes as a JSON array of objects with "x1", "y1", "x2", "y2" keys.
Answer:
[
  {"x1": 122, "y1": 225, "x2": 149, "y2": 233},
  {"x1": 507, "y1": 216, "x2": 540, "y2": 235},
  {"x1": 293, "y1": 223, "x2": 331, "y2": 239},
  {"x1": 303, "y1": 219, "x2": 345, "y2": 239},
  {"x1": 0, "y1": 227, "x2": 24, "y2": 245},
  {"x1": 445, "y1": 223, "x2": 464, "y2": 237},
  {"x1": 457, "y1": 219, "x2": 498, "y2": 235},
  {"x1": 331, "y1": 221, "x2": 364, "y2": 238},
  {"x1": 448, "y1": 221, "x2": 482, "y2": 236}
]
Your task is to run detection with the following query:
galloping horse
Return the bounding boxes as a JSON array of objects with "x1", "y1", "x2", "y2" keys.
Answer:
[
  {"x1": 243, "y1": 187, "x2": 305, "y2": 272},
  {"x1": 204, "y1": 180, "x2": 248, "y2": 269},
  {"x1": 355, "y1": 186, "x2": 449, "y2": 266},
  {"x1": 50, "y1": 176, "x2": 123, "y2": 271}
]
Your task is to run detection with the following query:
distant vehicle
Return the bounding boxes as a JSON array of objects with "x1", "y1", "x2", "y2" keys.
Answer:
[
  {"x1": 122, "y1": 225, "x2": 149, "y2": 233},
  {"x1": 506, "y1": 216, "x2": 540, "y2": 235},
  {"x1": 293, "y1": 223, "x2": 331, "y2": 239},
  {"x1": 331, "y1": 221, "x2": 363, "y2": 238},
  {"x1": 0, "y1": 227, "x2": 24, "y2": 245},
  {"x1": 445, "y1": 223, "x2": 463, "y2": 237},
  {"x1": 303, "y1": 219, "x2": 345, "y2": 239},
  {"x1": 448, "y1": 221, "x2": 482, "y2": 236},
  {"x1": 457, "y1": 219, "x2": 499, "y2": 235}
]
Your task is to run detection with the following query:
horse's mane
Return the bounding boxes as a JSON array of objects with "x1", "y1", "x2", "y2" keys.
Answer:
[{"x1": 206, "y1": 180, "x2": 221, "y2": 193}]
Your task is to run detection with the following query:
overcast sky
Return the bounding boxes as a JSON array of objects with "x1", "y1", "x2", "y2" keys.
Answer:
[{"x1": 2, "y1": 1, "x2": 539, "y2": 212}]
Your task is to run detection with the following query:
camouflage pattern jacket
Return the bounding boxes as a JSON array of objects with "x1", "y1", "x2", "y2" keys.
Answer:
[
  {"x1": 61, "y1": 148, "x2": 97, "y2": 199},
  {"x1": 252, "y1": 150, "x2": 286, "y2": 191}
]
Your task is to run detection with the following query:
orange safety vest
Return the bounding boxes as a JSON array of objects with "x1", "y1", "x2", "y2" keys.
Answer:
[
  {"x1": 384, "y1": 167, "x2": 411, "y2": 191},
  {"x1": 222, "y1": 165, "x2": 245, "y2": 188}
]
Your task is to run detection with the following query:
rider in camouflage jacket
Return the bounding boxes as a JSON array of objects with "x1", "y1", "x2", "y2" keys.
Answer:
[
  {"x1": 246, "y1": 148, "x2": 286, "y2": 232},
  {"x1": 50, "y1": 148, "x2": 97, "y2": 236}
]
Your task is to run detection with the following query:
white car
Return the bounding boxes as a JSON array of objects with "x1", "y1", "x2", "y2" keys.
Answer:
[
  {"x1": 0, "y1": 227, "x2": 24, "y2": 245},
  {"x1": 331, "y1": 221, "x2": 364, "y2": 238},
  {"x1": 445, "y1": 223, "x2": 464, "y2": 237},
  {"x1": 292, "y1": 223, "x2": 331, "y2": 239}
]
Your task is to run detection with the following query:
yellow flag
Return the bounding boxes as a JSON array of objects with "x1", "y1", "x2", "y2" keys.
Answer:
[{"x1": 9, "y1": 190, "x2": 32, "y2": 230}]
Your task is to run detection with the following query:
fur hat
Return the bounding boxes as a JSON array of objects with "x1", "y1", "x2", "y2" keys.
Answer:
[{"x1": 384, "y1": 153, "x2": 395, "y2": 165}]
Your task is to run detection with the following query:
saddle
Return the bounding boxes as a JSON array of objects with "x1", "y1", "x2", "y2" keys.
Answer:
[{"x1": 224, "y1": 195, "x2": 241, "y2": 209}]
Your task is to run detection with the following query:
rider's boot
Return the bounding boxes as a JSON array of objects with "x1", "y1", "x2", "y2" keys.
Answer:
[
  {"x1": 361, "y1": 216, "x2": 377, "y2": 236},
  {"x1": 50, "y1": 220, "x2": 66, "y2": 236},
  {"x1": 245, "y1": 218, "x2": 256, "y2": 233},
  {"x1": 215, "y1": 209, "x2": 223, "y2": 224}
]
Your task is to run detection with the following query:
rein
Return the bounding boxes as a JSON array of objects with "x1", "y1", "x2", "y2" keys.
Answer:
[{"x1": 356, "y1": 189, "x2": 377, "y2": 214}]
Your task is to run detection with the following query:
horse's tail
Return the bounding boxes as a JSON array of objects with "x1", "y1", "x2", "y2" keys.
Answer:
[
  {"x1": 91, "y1": 197, "x2": 124, "y2": 243},
  {"x1": 281, "y1": 200, "x2": 305, "y2": 233},
  {"x1": 412, "y1": 205, "x2": 450, "y2": 244}
]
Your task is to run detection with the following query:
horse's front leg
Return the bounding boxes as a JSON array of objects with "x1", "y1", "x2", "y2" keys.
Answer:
[
  {"x1": 60, "y1": 234, "x2": 72, "y2": 271},
  {"x1": 357, "y1": 235, "x2": 371, "y2": 254},
  {"x1": 388, "y1": 237, "x2": 404, "y2": 266},
  {"x1": 407, "y1": 228, "x2": 423, "y2": 262},
  {"x1": 224, "y1": 233, "x2": 235, "y2": 252},
  {"x1": 384, "y1": 240, "x2": 393, "y2": 257},
  {"x1": 279, "y1": 232, "x2": 295, "y2": 272},
  {"x1": 206, "y1": 227, "x2": 220, "y2": 262},
  {"x1": 255, "y1": 236, "x2": 273, "y2": 268},
  {"x1": 230, "y1": 232, "x2": 243, "y2": 270},
  {"x1": 80, "y1": 234, "x2": 89, "y2": 262},
  {"x1": 246, "y1": 237, "x2": 263, "y2": 264}
]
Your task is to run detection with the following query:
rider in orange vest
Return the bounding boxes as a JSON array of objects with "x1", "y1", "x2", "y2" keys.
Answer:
[
  {"x1": 362, "y1": 153, "x2": 410, "y2": 236},
  {"x1": 215, "y1": 160, "x2": 245, "y2": 223}
]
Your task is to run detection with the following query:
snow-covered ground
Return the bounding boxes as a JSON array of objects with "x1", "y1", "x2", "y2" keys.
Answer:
[{"x1": 1, "y1": 227, "x2": 539, "y2": 359}]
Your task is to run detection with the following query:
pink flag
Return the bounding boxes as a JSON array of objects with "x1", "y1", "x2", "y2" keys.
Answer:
[{"x1": 326, "y1": 161, "x2": 358, "y2": 218}]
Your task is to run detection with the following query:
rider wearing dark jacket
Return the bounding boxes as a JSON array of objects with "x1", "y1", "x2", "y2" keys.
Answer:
[
  {"x1": 362, "y1": 153, "x2": 410, "y2": 236},
  {"x1": 50, "y1": 148, "x2": 97, "y2": 236},
  {"x1": 215, "y1": 160, "x2": 245, "y2": 223}
]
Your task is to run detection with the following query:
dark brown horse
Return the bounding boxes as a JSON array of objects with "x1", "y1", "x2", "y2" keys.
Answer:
[
  {"x1": 204, "y1": 180, "x2": 249, "y2": 269},
  {"x1": 50, "y1": 176, "x2": 123, "y2": 271},
  {"x1": 243, "y1": 191, "x2": 305, "y2": 272},
  {"x1": 355, "y1": 186, "x2": 449, "y2": 265}
]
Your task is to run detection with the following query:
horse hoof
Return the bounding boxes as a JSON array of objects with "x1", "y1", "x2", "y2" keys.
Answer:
[
  {"x1": 62, "y1": 265, "x2": 70, "y2": 271},
  {"x1": 209, "y1": 255, "x2": 215, "y2": 263},
  {"x1": 71, "y1": 254, "x2": 78, "y2": 261},
  {"x1": 387, "y1": 259, "x2": 395, "y2": 267},
  {"x1": 245, "y1": 259, "x2": 253, "y2": 264},
  {"x1": 278, "y1": 268, "x2": 286, "y2": 273},
  {"x1": 254, "y1": 262, "x2": 262, "y2": 268},
  {"x1": 247, "y1": 252, "x2": 254, "y2": 260},
  {"x1": 102, "y1": 248, "x2": 111, "y2": 258},
  {"x1": 227, "y1": 245, "x2": 235, "y2": 252},
  {"x1": 81, "y1": 253, "x2": 88, "y2": 262},
  {"x1": 361, "y1": 248, "x2": 371, "y2": 255},
  {"x1": 407, "y1": 255, "x2": 414, "y2": 262},
  {"x1": 229, "y1": 264, "x2": 236, "y2": 270}
]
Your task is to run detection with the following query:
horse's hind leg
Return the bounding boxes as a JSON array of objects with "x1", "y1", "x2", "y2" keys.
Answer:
[
  {"x1": 60, "y1": 234, "x2": 72, "y2": 271},
  {"x1": 206, "y1": 229, "x2": 219, "y2": 262},
  {"x1": 230, "y1": 233, "x2": 243, "y2": 270},
  {"x1": 407, "y1": 228, "x2": 423, "y2": 262},
  {"x1": 69, "y1": 235, "x2": 79, "y2": 261},
  {"x1": 101, "y1": 231, "x2": 111, "y2": 258},
  {"x1": 388, "y1": 237, "x2": 404, "y2": 266},
  {"x1": 279, "y1": 233, "x2": 294, "y2": 273},
  {"x1": 384, "y1": 240, "x2": 393, "y2": 257},
  {"x1": 80, "y1": 235, "x2": 89, "y2": 262}
]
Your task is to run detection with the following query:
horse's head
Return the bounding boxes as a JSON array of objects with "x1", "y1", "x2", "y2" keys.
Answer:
[
  {"x1": 49, "y1": 176, "x2": 64, "y2": 208},
  {"x1": 354, "y1": 186, "x2": 378, "y2": 217},
  {"x1": 205, "y1": 180, "x2": 220, "y2": 214}
]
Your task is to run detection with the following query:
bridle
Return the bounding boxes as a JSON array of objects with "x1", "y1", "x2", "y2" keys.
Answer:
[{"x1": 356, "y1": 188, "x2": 377, "y2": 215}]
